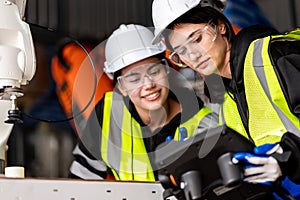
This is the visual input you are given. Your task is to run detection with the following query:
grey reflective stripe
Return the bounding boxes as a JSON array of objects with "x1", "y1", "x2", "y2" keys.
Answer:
[
  {"x1": 73, "y1": 145, "x2": 107, "y2": 171},
  {"x1": 199, "y1": 111, "x2": 219, "y2": 127},
  {"x1": 196, "y1": 112, "x2": 219, "y2": 134},
  {"x1": 220, "y1": 104, "x2": 225, "y2": 124},
  {"x1": 107, "y1": 92, "x2": 125, "y2": 178},
  {"x1": 253, "y1": 40, "x2": 300, "y2": 137},
  {"x1": 69, "y1": 161, "x2": 104, "y2": 180}
]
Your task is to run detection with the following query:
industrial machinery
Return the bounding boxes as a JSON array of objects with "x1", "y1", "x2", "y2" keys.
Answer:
[
  {"x1": 0, "y1": 0, "x2": 36, "y2": 173},
  {"x1": 154, "y1": 125, "x2": 274, "y2": 200}
]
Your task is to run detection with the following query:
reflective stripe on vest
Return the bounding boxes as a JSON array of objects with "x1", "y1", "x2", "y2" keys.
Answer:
[
  {"x1": 174, "y1": 106, "x2": 213, "y2": 140},
  {"x1": 102, "y1": 91, "x2": 155, "y2": 181},
  {"x1": 101, "y1": 91, "x2": 213, "y2": 181},
  {"x1": 244, "y1": 32, "x2": 300, "y2": 145}
]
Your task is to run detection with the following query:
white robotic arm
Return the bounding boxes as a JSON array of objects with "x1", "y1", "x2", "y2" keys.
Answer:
[
  {"x1": 0, "y1": 0, "x2": 36, "y2": 173},
  {"x1": 0, "y1": 0, "x2": 35, "y2": 89},
  {"x1": 0, "y1": 101, "x2": 14, "y2": 173}
]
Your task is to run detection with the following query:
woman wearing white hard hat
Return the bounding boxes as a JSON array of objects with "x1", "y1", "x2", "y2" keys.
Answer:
[
  {"x1": 152, "y1": 0, "x2": 300, "y2": 199},
  {"x1": 69, "y1": 24, "x2": 216, "y2": 182}
]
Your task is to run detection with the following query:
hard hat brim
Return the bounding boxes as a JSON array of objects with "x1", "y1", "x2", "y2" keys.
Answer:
[{"x1": 152, "y1": 30, "x2": 163, "y2": 44}]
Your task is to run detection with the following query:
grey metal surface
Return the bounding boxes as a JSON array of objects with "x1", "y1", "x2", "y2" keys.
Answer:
[{"x1": 0, "y1": 178, "x2": 176, "y2": 200}]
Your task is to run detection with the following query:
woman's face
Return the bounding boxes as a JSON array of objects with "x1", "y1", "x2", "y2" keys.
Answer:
[
  {"x1": 168, "y1": 22, "x2": 228, "y2": 77},
  {"x1": 117, "y1": 57, "x2": 170, "y2": 112}
]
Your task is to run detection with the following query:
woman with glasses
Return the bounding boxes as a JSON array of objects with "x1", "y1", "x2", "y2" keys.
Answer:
[
  {"x1": 68, "y1": 24, "x2": 216, "y2": 181},
  {"x1": 152, "y1": 0, "x2": 300, "y2": 199}
]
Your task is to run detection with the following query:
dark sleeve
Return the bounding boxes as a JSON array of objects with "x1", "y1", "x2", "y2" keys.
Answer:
[
  {"x1": 69, "y1": 98, "x2": 108, "y2": 179},
  {"x1": 270, "y1": 37, "x2": 300, "y2": 183},
  {"x1": 279, "y1": 132, "x2": 300, "y2": 183},
  {"x1": 204, "y1": 73, "x2": 226, "y2": 104},
  {"x1": 79, "y1": 99, "x2": 104, "y2": 160},
  {"x1": 270, "y1": 40, "x2": 300, "y2": 117},
  {"x1": 169, "y1": 86, "x2": 204, "y2": 122}
]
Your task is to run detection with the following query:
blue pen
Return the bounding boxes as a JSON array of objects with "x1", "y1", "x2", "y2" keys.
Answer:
[
  {"x1": 165, "y1": 135, "x2": 173, "y2": 142},
  {"x1": 179, "y1": 127, "x2": 188, "y2": 141}
]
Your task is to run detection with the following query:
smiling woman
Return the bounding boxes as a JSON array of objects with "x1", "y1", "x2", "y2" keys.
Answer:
[{"x1": 68, "y1": 23, "x2": 218, "y2": 182}]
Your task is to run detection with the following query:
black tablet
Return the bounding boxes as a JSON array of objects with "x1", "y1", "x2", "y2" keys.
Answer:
[{"x1": 154, "y1": 125, "x2": 274, "y2": 200}]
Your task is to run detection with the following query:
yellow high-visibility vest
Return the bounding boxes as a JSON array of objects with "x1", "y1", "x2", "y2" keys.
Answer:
[
  {"x1": 101, "y1": 91, "x2": 212, "y2": 181},
  {"x1": 222, "y1": 28, "x2": 300, "y2": 146}
]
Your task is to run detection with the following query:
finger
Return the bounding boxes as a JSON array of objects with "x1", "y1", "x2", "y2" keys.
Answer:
[
  {"x1": 244, "y1": 175, "x2": 276, "y2": 183},
  {"x1": 244, "y1": 166, "x2": 266, "y2": 176},
  {"x1": 244, "y1": 174, "x2": 267, "y2": 182},
  {"x1": 232, "y1": 152, "x2": 255, "y2": 164},
  {"x1": 244, "y1": 178, "x2": 273, "y2": 185},
  {"x1": 253, "y1": 143, "x2": 278, "y2": 155},
  {"x1": 266, "y1": 144, "x2": 280, "y2": 155},
  {"x1": 245, "y1": 156, "x2": 269, "y2": 165}
]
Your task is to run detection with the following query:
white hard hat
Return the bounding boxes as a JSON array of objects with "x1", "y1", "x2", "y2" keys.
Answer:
[
  {"x1": 152, "y1": 0, "x2": 226, "y2": 44},
  {"x1": 104, "y1": 24, "x2": 166, "y2": 80}
]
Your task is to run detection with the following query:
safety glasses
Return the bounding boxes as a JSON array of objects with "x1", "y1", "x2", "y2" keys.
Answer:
[
  {"x1": 117, "y1": 59, "x2": 170, "y2": 91},
  {"x1": 168, "y1": 20, "x2": 217, "y2": 67}
]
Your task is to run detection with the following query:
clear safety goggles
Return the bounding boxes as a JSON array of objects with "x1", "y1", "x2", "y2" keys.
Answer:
[
  {"x1": 117, "y1": 59, "x2": 170, "y2": 91},
  {"x1": 168, "y1": 20, "x2": 217, "y2": 67}
]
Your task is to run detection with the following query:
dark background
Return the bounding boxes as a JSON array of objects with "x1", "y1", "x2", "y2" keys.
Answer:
[
  {"x1": 24, "y1": 0, "x2": 300, "y2": 44},
  {"x1": 6, "y1": 0, "x2": 300, "y2": 178}
]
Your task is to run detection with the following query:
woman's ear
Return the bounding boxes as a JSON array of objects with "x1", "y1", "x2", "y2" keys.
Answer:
[
  {"x1": 218, "y1": 22, "x2": 226, "y2": 35},
  {"x1": 117, "y1": 84, "x2": 128, "y2": 96}
]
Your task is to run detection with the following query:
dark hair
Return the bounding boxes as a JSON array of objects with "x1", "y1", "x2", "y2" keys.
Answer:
[
  {"x1": 113, "y1": 70, "x2": 121, "y2": 86},
  {"x1": 113, "y1": 52, "x2": 166, "y2": 86},
  {"x1": 164, "y1": 6, "x2": 235, "y2": 48}
]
